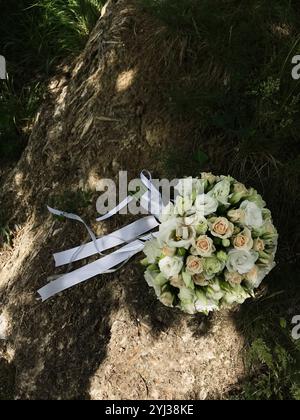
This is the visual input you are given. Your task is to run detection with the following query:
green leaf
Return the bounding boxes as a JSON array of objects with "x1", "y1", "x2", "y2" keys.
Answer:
[{"x1": 280, "y1": 318, "x2": 287, "y2": 329}]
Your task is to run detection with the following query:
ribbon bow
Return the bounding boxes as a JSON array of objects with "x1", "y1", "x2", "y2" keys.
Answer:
[{"x1": 38, "y1": 171, "x2": 163, "y2": 301}]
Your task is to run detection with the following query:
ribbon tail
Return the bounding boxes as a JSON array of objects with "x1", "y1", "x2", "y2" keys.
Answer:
[
  {"x1": 38, "y1": 240, "x2": 145, "y2": 302},
  {"x1": 53, "y1": 216, "x2": 159, "y2": 267},
  {"x1": 47, "y1": 206, "x2": 102, "y2": 257}
]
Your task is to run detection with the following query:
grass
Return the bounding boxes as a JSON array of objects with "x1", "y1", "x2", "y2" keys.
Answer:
[
  {"x1": 0, "y1": 0, "x2": 104, "y2": 162},
  {"x1": 230, "y1": 263, "x2": 300, "y2": 400},
  {"x1": 139, "y1": 0, "x2": 300, "y2": 400}
]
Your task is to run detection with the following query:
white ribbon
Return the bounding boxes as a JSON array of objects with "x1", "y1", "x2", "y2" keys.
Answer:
[
  {"x1": 47, "y1": 206, "x2": 103, "y2": 257},
  {"x1": 38, "y1": 171, "x2": 163, "y2": 301},
  {"x1": 38, "y1": 237, "x2": 149, "y2": 302},
  {"x1": 96, "y1": 196, "x2": 134, "y2": 222},
  {"x1": 140, "y1": 170, "x2": 163, "y2": 217},
  {"x1": 53, "y1": 216, "x2": 159, "y2": 267}
]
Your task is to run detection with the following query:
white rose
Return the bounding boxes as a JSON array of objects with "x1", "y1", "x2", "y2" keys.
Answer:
[
  {"x1": 158, "y1": 218, "x2": 194, "y2": 248},
  {"x1": 223, "y1": 284, "x2": 251, "y2": 305},
  {"x1": 143, "y1": 238, "x2": 162, "y2": 263},
  {"x1": 208, "y1": 178, "x2": 231, "y2": 206},
  {"x1": 178, "y1": 287, "x2": 196, "y2": 314},
  {"x1": 159, "y1": 256, "x2": 184, "y2": 279},
  {"x1": 195, "y1": 194, "x2": 218, "y2": 216},
  {"x1": 157, "y1": 218, "x2": 178, "y2": 246},
  {"x1": 175, "y1": 177, "x2": 204, "y2": 197},
  {"x1": 184, "y1": 212, "x2": 206, "y2": 227},
  {"x1": 159, "y1": 202, "x2": 176, "y2": 223},
  {"x1": 195, "y1": 289, "x2": 219, "y2": 314},
  {"x1": 206, "y1": 279, "x2": 224, "y2": 301},
  {"x1": 167, "y1": 223, "x2": 196, "y2": 249},
  {"x1": 226, "y1": 249, "x2": 259, "y2": 274},
  {"x1": 144, "y1": 270, "x2": 162, "y2": 297},
  {"x1": 174, "y1": 195, "x2": 194, "y2": 216},
  {"x1": 184, "y1": 212, "x2": 208, "y2": 235},
  {"x1": 240, "y1": 200, "x2": 263, "y2": 229}
]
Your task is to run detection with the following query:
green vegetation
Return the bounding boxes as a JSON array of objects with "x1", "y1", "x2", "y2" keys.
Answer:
[
  {"x1": 231, "y1": 264, "x2": 300, "y2": 400},
  {"x1": 140, "y1": 0, "x2": 300, "y2": 162},
  {"x1": 139, "y1": 0, "x2": 300, "y2": 400},
  {"x1": 0, "y1": 0, "x2": 104, "y2": 162}
]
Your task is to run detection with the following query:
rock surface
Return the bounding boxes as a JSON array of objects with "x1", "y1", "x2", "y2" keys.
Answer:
[{"x1": 0, "y1": 0, "x2": 245, "y2": 399}]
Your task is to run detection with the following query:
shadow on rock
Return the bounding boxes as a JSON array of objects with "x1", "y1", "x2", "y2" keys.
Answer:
[{"x1": 0, "y1": 357, "x2": 15, "y2": 400}]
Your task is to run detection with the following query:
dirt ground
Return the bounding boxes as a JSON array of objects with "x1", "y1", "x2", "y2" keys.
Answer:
[{"x1": 0, "y1": 0, "x2": 246, "y2": 399}]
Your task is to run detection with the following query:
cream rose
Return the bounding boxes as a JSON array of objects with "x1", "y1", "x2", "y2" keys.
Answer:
[
  {"x1": 253, "y1": 238, "x2": 265, "y2": 252},
  {"x1": 201, "y1": 172, "x2": 217, "y2": 184},
  {"x1": 210, "y1": 217, "x2": 234, "y2": 239},
  {"x1": 233, "y1": 182, "x2": 248, "y2": 194},
  {"x1": 193, "y1": 273, "x2": 210, "y2": 286},
  {"x1": 227, "y1": 209, "x2": 245, "y2": 224},
  {"x1": 162, "y1": 246, "x2": 176, "y2": 257},
  {"x1": 225, "y1": 270, "x2": 244, "y2": 287},
  {"x1": 194, "y1": 235, "x2": 216, "y2": 257},
  {"x1": 230, "y1": 183, "x2": 249, "y2": 205},
  {"x1": 233, "y1": 228, "x2": 254, "y2": 251},
  {"x1": 244, "y1": 266, "x2": 260, "y2": 288},
  {"x1": 186, "y1": 256, "x2": 204, "y2": 275},
  {"x1": 170, "y1": 274, "x2": 185, "y2": 288},
  {"x1": 159, "y1": 291, "x2": 175, "y2": 307},
  {"x1": 245, "y1": 262, "x2": 276, "y2": 289}
]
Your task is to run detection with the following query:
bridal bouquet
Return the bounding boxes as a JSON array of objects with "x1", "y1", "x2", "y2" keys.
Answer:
[{"x1": 142, "y1": 173, "x2": 278, "y2": 315}]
